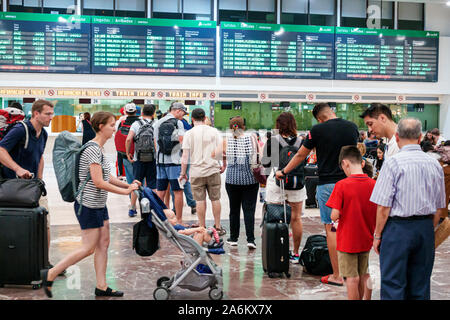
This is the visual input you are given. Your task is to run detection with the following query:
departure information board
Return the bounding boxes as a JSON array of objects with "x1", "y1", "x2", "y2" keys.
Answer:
[
  {"x1": 335, "y1": 27, "x2": 439, "y2": 82},
  {"x1": 220, "y1": 22, "x2": 334, "y2": 79},
  {"x1": 91, "y1": 17, "x2": 216, "y2": 76},
  {"x1": 0, "y1": 12, "x2": 90, "y2": 73}
]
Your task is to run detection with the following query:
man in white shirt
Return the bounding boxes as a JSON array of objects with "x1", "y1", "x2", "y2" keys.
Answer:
[
  {"x1": 180, "y1": 108, "x2": 227, "y2": 235},
  {"x1": 360, "y1": 103, "x2": 399, "y2": 158}
]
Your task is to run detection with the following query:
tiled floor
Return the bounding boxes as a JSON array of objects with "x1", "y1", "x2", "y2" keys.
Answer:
[{"x1": 1, "y1": 136, "x2": 449, "y2": 300}]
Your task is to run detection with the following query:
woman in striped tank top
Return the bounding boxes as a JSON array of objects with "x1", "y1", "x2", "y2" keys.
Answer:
[
  {"x1": 41, "y1": 112, "x2": 140, "y2": 299},
  {"x1": 223, "y1": 116, "x2": 259, "y2": 250}
]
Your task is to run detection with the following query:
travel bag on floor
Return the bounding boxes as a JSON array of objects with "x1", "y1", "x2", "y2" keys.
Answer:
[
  {"x1": 304, "y1": 164, "x2": 318, "y2": 208},
  {"x1": 261, "y1": 179, "x2": 290, "y2": 278},
  {"x1": 299, "y1": 235, "x2": 333, "y2": 276},
  {"x1": 0, "y1": 206, "x2": 48, "y2": 289}
]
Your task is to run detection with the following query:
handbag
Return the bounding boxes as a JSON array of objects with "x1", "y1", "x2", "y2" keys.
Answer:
[
  {"x1": 133, "y1": 219, "x2": 160, "y2": 257},
  {"x1": 250, "y1": 135, "x2": 267, "y2": 184},
  {"x1": 263, "y1": 202, "x2": 292, "y2": 224},
  {"x1": 0, "y1": 178, "x2": 47, "y2": 208}
]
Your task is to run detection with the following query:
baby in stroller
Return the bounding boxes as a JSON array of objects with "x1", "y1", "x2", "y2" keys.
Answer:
[
  {"x1": 137, "y1": 187, "x2": 224, "y2": 300},
  {"x1": 163, "y1": 208, "x2": 224, "y2": 250}
]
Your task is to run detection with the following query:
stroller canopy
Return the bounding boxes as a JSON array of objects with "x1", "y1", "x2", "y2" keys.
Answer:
[{"x1": 143, "y1": 187, "x2": 168, "y2": 223}]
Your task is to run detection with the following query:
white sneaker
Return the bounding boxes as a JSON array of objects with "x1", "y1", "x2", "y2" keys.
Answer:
[
  {"x1": 226, "y1": 238, "x2": 238, "y2": 246},
  {"x1": 247, "y1": 242, "x2": 257, "y2": 250}
]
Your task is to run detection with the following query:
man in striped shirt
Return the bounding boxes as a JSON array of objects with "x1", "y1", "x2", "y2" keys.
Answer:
[{"x1": 370, "y1": 118, "x2": 446, "y2": 300}]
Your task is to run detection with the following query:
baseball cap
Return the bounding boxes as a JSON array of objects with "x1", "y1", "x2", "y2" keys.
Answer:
[
  {"x1": 170, "y1": 102, "x2": 188, "y2": 115},
  {"x1": 124, "y1": 103, "x2": 137, "y2": 113}
]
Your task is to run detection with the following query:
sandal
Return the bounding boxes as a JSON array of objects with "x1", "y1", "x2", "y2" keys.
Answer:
[
  {"x1": 95, "y1": 287, "x2": 124, "y2": 297},
  {"x1": 40, "y1": 269, "x2": 53, "y2": 298},
  {"x1": 320, "y1": 275, "x2": 343, "y2": 287}
]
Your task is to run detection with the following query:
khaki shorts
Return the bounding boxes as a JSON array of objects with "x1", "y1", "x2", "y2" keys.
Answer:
[
  {"x1": 337, "y1": 251, "x2": 370, "y2": 278},
  {"x1": 190, "y1": 172, "x2": 221, "y2": 201},
  {"x1": 39, "y1": 195, "x2": 50, "y2": 227}
]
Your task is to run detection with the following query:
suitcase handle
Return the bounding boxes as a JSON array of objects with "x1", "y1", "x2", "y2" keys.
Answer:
[{"x1": 274, "y1": 168, "x2": 288, "y2": 225}]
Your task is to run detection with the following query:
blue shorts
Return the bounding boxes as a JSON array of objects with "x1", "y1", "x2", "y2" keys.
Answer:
[
  {"x1": 316, "y1": 183, "x2": 336, "y2": 225},
  {"x1": 157, "y1": 164, "x2": 182, "y2": 191},
  {"x1": 74, "y1": 201, "x2": 109, "y2": 230},
  {"x1": 133, "y1": 160, "x2": 157, "y2": 190}
]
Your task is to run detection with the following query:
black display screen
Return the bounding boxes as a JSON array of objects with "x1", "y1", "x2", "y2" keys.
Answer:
[
  {"x1": 335, "y1": 27, "x2": 439, "y2": 82},
  {"x1": 91, "y1": 17, "x2": 216, "y2": 76},
  {"x1": 220, "y1": 22, "x2": 334, "y2": 79},
  {"x1": 0, "y1": 12, "x2": 90, "y2": 73}
]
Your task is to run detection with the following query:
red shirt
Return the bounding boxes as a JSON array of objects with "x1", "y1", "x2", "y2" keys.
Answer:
[{"x1": 326, "y1": 174, "x2": 377, "y2": 253}]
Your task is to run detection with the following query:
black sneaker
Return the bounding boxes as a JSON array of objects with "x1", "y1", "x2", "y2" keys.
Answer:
[
  {"x1": 247, "y1": 242, "x2": 257, "y2": 250},
  {"x1": 226, "y1": 238, "x2": 238, "y2": 246}
]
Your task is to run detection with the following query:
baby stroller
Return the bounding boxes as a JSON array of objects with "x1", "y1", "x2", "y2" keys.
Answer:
[{"x1": 137, "y1": 187, "x2": 224, "y2": 300}]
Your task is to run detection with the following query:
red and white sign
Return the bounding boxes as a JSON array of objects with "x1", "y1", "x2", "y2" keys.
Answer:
[
  {"x1": 307, "y1": 93, "x2": 315, "y2": 101},
  {"x1": 353, "y1": 94, "x2": 361, "y2": 102},
  {"x1": 260, "y1": 93, "x2": 267, "y2": 100},
  {"x1": 103, "y1": 90, "x2": 111, "y2": 97},
  {"x1": 157, "y1": 91, "x2": 164, "y2": 98},
  {"x1": 397, "y1": 95, "x2": 405, "y2": 102},
  {"x1": 48, "y1": 89, "x2": 55, "y2": 96},
  {"x1": 209, "y1": 92, "x2": 216, "y2": 99}
]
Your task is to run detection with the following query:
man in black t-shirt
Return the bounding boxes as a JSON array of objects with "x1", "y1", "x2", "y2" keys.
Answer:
[{"x1": 275, "y1": 103, "x2": 358, "y2": 287}]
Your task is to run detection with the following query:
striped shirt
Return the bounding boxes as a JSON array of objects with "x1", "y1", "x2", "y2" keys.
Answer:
[
  {"x1": 225, "y1": 134, "x2": 258, "y2": 185},
  {"x1": 76, "y1": 142, "x2": 110, "y2": 209},
  {"x1": 370, "y1": 144, "x2": 446, "y2": 217}
]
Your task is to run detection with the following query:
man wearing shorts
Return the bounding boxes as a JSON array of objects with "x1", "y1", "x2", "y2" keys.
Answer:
[
  {"x1": 180, "y1": 108, "x2": 226, "y2": 235},
  {"x1": 276, "y1": 103, "x2": 358, "y2": 286},
  {"x1": 153, "y1": 102, "x2": 187, "y2": 224}
]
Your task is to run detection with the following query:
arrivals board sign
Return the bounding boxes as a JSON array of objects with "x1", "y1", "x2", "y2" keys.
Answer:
[
  {"x1": 91, "y1": 17, "x2": 216, "y2": 76},
  {"x1": 0, "y1": 12, "x2": 90, "y2": 73},
  {"x1": 220, "y1": 22, "x2": 334, "y2": 79},
  {"x1": 335, "y1": 27, "x2": 439, "y2": 82}
]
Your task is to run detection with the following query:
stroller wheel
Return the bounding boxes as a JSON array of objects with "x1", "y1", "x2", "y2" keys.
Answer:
[
  {"x1": 157, "y1": 276, "x2": 171, "y2": 288},
  {"x1": 208, "y1": 287, "x2": 223, "y2": 301},
  {"x1": 153, "y1": 287, "x2": 170, "y2": 300}
]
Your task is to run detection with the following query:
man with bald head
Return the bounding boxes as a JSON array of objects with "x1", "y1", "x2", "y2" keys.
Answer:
[{"x1": 370, "y1": 117, "x2": 446, "y2": 300}]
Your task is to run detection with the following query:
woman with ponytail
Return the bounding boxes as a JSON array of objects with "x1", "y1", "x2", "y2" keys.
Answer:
[{"x1": 222, "y1": 116, "x2": 259, "y2": 249}]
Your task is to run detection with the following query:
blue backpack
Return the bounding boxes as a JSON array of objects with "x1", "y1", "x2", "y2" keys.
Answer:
[{"x1": 52, "y1": 131, "x2": 98, "y2": 214}]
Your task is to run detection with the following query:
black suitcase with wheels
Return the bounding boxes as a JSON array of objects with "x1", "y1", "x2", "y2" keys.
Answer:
[
  {"x1": 0, "y1": 207, "x2": 48, "y2": 289},
  {"x1": 304, "y1": 164, "x2": 319, "y2": 208},
  {"x1": 261, "y1": 179, "x2": 290, "y2": 278}
]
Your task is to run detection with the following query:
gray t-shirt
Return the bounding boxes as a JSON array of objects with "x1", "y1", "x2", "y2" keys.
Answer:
[{"x1": 153, "y1": 113, "x2": 185, "y2": 165}]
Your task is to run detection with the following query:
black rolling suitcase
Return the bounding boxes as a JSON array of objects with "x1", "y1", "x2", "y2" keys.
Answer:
[
  {"x1": 0, "y1": 207, "x2": 48, "y2": 289},
  {"x1": 261, "y1": 180, "x2": 290, "y2": 278},
  {"x1": 304, "y1": 164, "x2": 319, "y2": 208}
]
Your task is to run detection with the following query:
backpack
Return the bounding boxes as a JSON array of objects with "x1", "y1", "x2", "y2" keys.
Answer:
[
  {"x1": 299, "y1": 235, "x2": 333, "y2": 276},
  {"x1": 275, "y1": 135, "x2": 306, "y2": 190},
  {"x1": 134, "y1": 119, "x2": 155, "y2": 162},
  {"x1": 157, "y1": 117, "x2": 179, "y2": 156},
  {"x1": 114, "y1": 119, "x2": 135, "y2": 155},
  {"x1": 436, "y1": 145, "x2": 450, "y2": 164},
  {"x1": 0, "y1": 108, "x2": 26, "y2": 142},
  {"x1": 52, "y1": 131, "x2": 99, "y2": 214}
]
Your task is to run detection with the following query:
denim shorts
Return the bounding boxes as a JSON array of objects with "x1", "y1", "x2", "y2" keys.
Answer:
[
  {"x1": 74, "y1": 201, "x2": 109, "y2": 230},
  {"x1": 316, "y1": 183, "x2": 336, "y2": 224},
  {"x1": 157, "y1": 164, "x2": 182, "y2": 191}
]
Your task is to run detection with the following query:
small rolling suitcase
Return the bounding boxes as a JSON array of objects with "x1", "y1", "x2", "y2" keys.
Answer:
[
  {"x1": 304, "y1": 164, "x2": 319, "y2": 208},
  {"x1": 0, "y1": 206, "x2": 48, "y2": 289},
  {"x1": 261, "y1": 180, "x2": 290, "y2": 278}
]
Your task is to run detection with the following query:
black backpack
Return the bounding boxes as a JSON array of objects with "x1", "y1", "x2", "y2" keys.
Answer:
[
  {"x1": 157, "y1": 118, "x2": 179, "y2": 156},
  {"x1": 275, "y1": 135, "x2": 306, "y2": 190},
  {"x1": 299, "y1": 235, "x2": 333, "y2": 276},
  {"x1": 132, "y1": 219, "x2": 159, "y2": 257},
  {"x1": 134, "y1": 119, "x2": 155, "y2": 162}
]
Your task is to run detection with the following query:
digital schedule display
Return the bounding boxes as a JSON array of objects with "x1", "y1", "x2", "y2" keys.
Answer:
[
  {"x1": 220, "y1": 22, "x2": 334, "y2": 79},
  {"x1": 91, "y1": 17, "x2": 216, "y2": 76},
  {"x1": 335, "y1": 27, "x2": 439, "y2": 82},
  {"x1": 0, "y1": 12, "x2": 90, "y2": 73}
]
